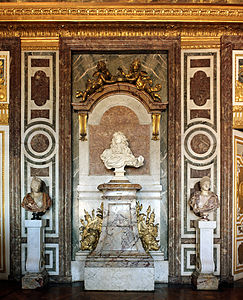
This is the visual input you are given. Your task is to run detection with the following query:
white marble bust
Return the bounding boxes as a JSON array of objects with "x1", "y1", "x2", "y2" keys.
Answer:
[
  {"x1": 189, "y1": 176, "x2": 219, "y2": 220},
  {"x1": 100, "y1": 131, "x2": 144, "y2": 177}
]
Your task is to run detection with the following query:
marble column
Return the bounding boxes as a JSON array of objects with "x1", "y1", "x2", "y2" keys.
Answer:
[
  {"x1": 192, "y1": 220, "x2": 219, "y2": 290},
  {"x1": 22, "y1": 219, "x2": 48, "y2": 289},
  {"x1": 84, "y1": 179, "x2": 154, "y2": 291}
]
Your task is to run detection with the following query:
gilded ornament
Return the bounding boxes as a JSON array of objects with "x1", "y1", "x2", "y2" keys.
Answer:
[
  {"x1": 78, "y1": 113, "x2": 88, "y2": 141},
  {"x1": 0, "y1": 104, "x2": 8, "y2": 125},
  {"x1": 0, "y1": 60, "x2": 6, "y2": 103},
  {"x1": 118, "y1": 59, "x2": 162, "y2": 102},
  {"x1": 76, "y1": 61, "x2": 115, "y2": 102},
  {"x1": 79, "y1": 202, "x2": 104, "y2": 251},
  {"x1": 0, "y1": 4, "x2": 243, "y2": 23},
  {"x1": 233, "y1": 105, "x2": 243, "y2": 129},
  {"x1": 76, "y1": 59, "x2": 162, "y2": 103},
  {"x1": 136, "y1": 201, "x2": 160, "y2": 252}
]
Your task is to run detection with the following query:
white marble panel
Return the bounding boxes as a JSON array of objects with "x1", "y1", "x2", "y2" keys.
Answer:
[{"x1": 84, "y1": 267, "x2": 154, "y2": 291}]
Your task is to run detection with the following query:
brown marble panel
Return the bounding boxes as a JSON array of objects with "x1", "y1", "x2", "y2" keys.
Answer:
[
  {"x1": 190, "y1": 168, "x2": 211, "y2": 178},
  {"x1": 190, "y1": 133, "x2": 210, "y2": 154},
  {"x1": 30, "y1": 133, "x2": 49, "y2": 153},
  {"x1": 0, "y1": 38, "x2": 21, "y2": 281},
  {"x1": 89, "y1": 106, "x2": 150, "y2": 176},
  {"x1": 190, "y1": 71, "x2": 210, "y2": 106},
  {"x1": 30, "y1": 167, "x2": 49, "y2": 177},
  {"x1": 190, "y1": 109, "x2": 210, "y2": 120},
  {"x1": 31, "y1": 70, "x2": 49, "y2": 106},
  {"x1": 190, "y1": 59, "x2": 210, "y2": 68},
  {"x1": 31, "y1": 109, "x2": 49, "y2": 119},
  {"x1": 239, "y1": 243, "x2": 243, "y2": 265},
  {"x1": 31, "y1": 59, "x2": 49, "y2": 67}
]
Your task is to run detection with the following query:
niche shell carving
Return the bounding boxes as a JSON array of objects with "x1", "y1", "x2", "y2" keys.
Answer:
[{"x1": 79, "y1": 202, "x2": 104, "y2": 251}]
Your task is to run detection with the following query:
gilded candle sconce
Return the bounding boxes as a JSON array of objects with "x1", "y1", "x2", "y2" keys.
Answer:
[
  {"x1": 152, "y1": 113, "x2": 161, "y2": 141},
  {"x1": 78, "y1": 113, "x2": 88, "y2": 141}
]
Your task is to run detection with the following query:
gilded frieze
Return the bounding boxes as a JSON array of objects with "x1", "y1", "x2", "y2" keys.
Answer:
[{"x1": 0, "y1": 3, "x2": 243, "y2": 23}]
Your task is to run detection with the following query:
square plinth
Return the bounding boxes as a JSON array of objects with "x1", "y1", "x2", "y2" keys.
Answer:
[
  {"x1": 22, "y1": 270, "x2": 48, "y2": 289},
  {"x1": 192, "y1": 271, "x2": 219, "y2": 290},
  {"x1": 84, "y1": 267, "x2": 154, "y2": 291}
]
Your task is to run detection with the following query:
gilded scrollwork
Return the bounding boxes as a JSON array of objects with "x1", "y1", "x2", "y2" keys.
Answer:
[
  {"x1": 136, "y1": 201, "x2": 160, "y2": 252},
  {"x1": 79, "y1": 202, "x2": 104, "y2": 251}
]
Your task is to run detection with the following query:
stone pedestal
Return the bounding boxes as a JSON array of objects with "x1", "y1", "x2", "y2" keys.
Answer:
[
  {"x1": 84, "y1": 180, "x2": 154, "y2": 291},
  {"x1": 192, "y1": 220, "x2": 219, "y2": 290},
  {"x1": 22, "y1": 219, "x2": 48, "y2": 289}
]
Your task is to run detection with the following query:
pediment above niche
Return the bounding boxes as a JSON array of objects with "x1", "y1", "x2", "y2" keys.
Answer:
[{"x1": 72, "y1": 82, "x2": 167, "y2": 114}]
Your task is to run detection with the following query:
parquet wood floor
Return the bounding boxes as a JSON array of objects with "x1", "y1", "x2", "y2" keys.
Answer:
[{"x1": 0, "y1": 280, "x2": 242, "y2": 300}]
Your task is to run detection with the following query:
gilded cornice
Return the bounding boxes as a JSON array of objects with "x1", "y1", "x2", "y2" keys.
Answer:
[
  {"x1": 0, "y1": 3, "x2": 243, "y2": 23},
  {"x1": 1, "y1": 23, "x2": 243, "y2": 39}
]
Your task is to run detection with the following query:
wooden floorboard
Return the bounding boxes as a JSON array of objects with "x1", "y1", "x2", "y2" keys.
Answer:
[{"x1": 0, "y1": 280, "x2": 243, "y2": 300}]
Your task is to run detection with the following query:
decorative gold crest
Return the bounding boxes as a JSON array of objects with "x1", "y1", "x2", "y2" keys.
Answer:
[
  {"x1": 79, "y1": 202, "x2": 104, "y2": 251},
  {"x1": 136, "y1": 201, "x2": 160, "y2": 252}
]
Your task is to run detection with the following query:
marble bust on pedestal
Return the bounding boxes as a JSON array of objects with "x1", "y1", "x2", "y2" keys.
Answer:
[
  {"x1": 189, "y1": 176, "x2": 219, "y2": 220},
  {"x1": 189, "y1": 176, "x2": 219, "y2": 290},
  {"x1": 21, "y1": 177, "x2": 51, "y2": 220}
]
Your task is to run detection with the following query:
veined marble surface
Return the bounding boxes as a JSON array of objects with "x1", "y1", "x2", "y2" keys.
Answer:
[
  {"x1": 84, "y1": 180, "x2": 155, "y2": 290},
  {"x1": 85, "y1": 267, "x2": 154, "y2": 291}
]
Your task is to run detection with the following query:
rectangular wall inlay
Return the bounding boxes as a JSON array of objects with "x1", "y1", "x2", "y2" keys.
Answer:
[
  {"x1": 181, "y1": 49, "x2": 220, "y2": 277},
  {"x1": 21, "y1": 51, "x2": 59, "y2": 276}
]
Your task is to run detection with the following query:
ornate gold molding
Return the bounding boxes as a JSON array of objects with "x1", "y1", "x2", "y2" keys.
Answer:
[
  {"x1": 0, "y1": 23, "x2": 243, "y2": 39},
  {"x1": 233, "y1": 105, "x2": 243, "y2": 129},
  {"x1": 181, "y1": 37, "x2": 220, "y2": 49},
  {"x1": 21, "y1": 37, "x2": 59, "y2": 50},
  {"x1": 0, "y1": 3, "x2": 243, "y2": 23},
  {"x1": 0, "y1": 104, "x2": 9, "y2": 126}
]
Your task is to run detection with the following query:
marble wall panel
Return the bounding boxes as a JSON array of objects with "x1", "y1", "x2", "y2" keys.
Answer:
[
  {"x1": 181, "y1": 49, "x2": 220, "y2": 278},
  {"x1": 21, "y1": 51, "x2": 59, "y2": 276}
]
